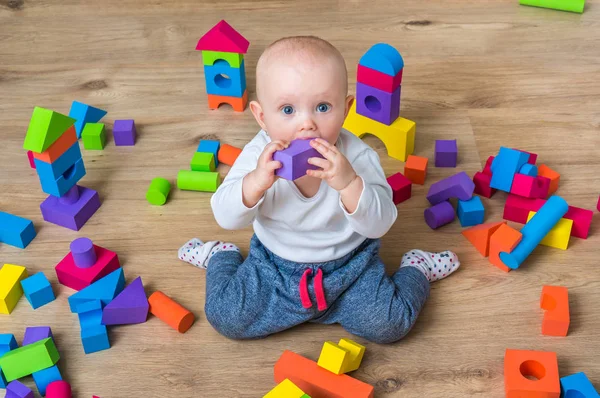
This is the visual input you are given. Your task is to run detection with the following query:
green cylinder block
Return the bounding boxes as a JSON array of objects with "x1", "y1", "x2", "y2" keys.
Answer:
[
  {"x1": 177, "y1": 170, "x2": 221, "y2": 192},
  {"x1": 519, "y1": 0, "x2": 584, "y2": 13},
  {"x1": 146, "y1": 177, "x2": 171, "y2": 206}
]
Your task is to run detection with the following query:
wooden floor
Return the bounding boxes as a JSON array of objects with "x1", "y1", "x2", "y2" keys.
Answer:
[{"x1": 1, "y1": 1, "x2": 599, "y2": 397}]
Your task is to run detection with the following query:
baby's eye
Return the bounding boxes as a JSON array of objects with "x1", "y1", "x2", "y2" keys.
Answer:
[
  {"x1": 316, "y1": 103, "x2": 331, "y2": 113},
  {"x1": 281, "y1": 105, "x2": 294, "y2": 115}
]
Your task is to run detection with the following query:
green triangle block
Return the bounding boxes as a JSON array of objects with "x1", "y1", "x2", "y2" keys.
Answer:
[
  {"x1": 23, "y1": 107, "x2": 76, "y2": 153},
  {"x1": 68, "y1": 268, "x2": 125, "y2": 313}
]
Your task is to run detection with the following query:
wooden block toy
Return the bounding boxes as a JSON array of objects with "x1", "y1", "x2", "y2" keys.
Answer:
[
  {"x1": 598, "y1": 195, "x2": 600, "y2": 212},
  {"x1": 424, "y1": 201, "x2": 455, "y2": 230},
  {"x1": 560, "y1": 372, "x2": 600, "y2": 397},
  {"x1": 6, "y1": 380, "x2": 34, "y2": 398},
  {"x1": 337, "y1": 338, "x2": 366, "y2": 373},
  {"x1": 20, "y1": 273, "x2": 55, "y2": 309},
  {"x1": 68, "y1": 268, "x2": 125, "y2": 313},
  {"x1": 434, "y1": 139, "x2": 458, "y2": 167},
  {"x1": 356, "y1": 64, "x2": 402, "y2": 93},
  {"x1": 204, "y1": 59, "x2": 247, "y2": 97},
  {"x1": 274, "y1": 350, "x2": 374, "y2": 398},
  {"x1": 68, "y1": 101, "x2": 107, "y2": 138},
  {"x1": 490, "y1": 147, "x2": 530, "y2": 192},
  {"x1": 343, "y1": 101, "x2": 415, "y2": 162},
  {"x1": 457, "y1": 196, "x2": 485, "y2": 227},
  {"x1": 146, "y1": 177, "x2": 171, "y2": 206},
  {"x1": 46, "y1": 380, "x2": 72, "y2": 398},
  {"x1": 0, "y1": 334, "x2": 18, "y2": 388},
  {"x1": 197, "y1": 139, "x2": 220, "y2": 165},
  {"x1": 504, "y1": 349, "x2": 560, "y2": 398},
  {"x1": 387, "y1": 172, "x2": 411, "y2": 205},
  {"x1": 462, "y1": 221, "x2": 507, "y2": 257},
  {"x1": 191, "y1": 152, "x2": 216, "y2": 172},
  {"x1": 473, "y1": 171, "x2": 496, "y2": 198},
  {"x1": 355, "y1": 83, "x2": 400, "y2": 126},
  {"x1": 527, "y1": 211, "x2": 572, "y2": 250},
  {"x1": 426, "y1": 171, "x2": 475, "y2": 205},
  {"x1": 510, "y1": 173, "x2": 548, "y2": 199},
  {"x1": 201, "y1": 50, "x2": 244, "y2": 68},
  {"x1": 77, "y1": 300, "x2": 104, "y2": 329},
  {"x1": 102, "y1": 276, "x2": 149, "y2": 325},
  {"x1": 218, "y1": 143, "x2": 242, "y2": 166},
  {"x1": 483, "y1": 155, "x2": 494, "y2": 176},
  {"x1": 27, "y1": 150, "x2": 36, "y2": 168},
  {"x1": 537, "y1": 164, "x2": 560, "y2": 194},
  {"x1": 23, "y1": 107, "x2": 76, "y2": 153},
  {"x1": 264, "y1": 378, "x2": 309, "y2": 398},
  {"x1": 32, "y1": 365, "x2": 62, "y2": 397},
  {"x1": 519, "y1": 163, "x2": 538, "y2": 177},
  {"x1": 0, "y1": 264, "x2": 28, "y2": 314},
  {"x1": 113, "y1": 119, "x2": 136, "y2": 146},
  {"x1": 195, "y1": 20, "x2": 250, "y2": 54},
  {"x1": 40, "y1": 185, "x2": 101, "y2": 231},
  {"x1": 177, "y1": 170, "x2": 221, "y2": 192},
  {"x1": 404, "y1": 155, "x2": 428, "y2": 185},
  {"x1": 512, "y1": 148, "x2": 538, "y2": 164},
  {"x1": 564, "y1": 205, "x2": 593, "y2": 239},
  {"x1": 500, "y1": 196, "x2": 568, "y2": 270},
  {"x1": 534, "y1": 176, "x2": 551, "y2": 199},
  {"x1": 81, "y1": 324, "x2": 110, "y2": 354},
  {"x1": 56, "y1": 237, "x2": 120, "y2": 291},
  {"x1": 489, "y1": 224, "x2": 522, "y2": 272},
  {"x1": 32, "y1": 126, "x2": 77, "y2": 163},
  {"x1": 358, "y1": 43, "x2": 404, "y2": 77},
  {"x1": 23, "y1": 326, "x2": 53, "y2": 346},
  {"x1": 148, "y1": 291, "x2": 195, "y2": 333},
  {"x1": 0, "y1": 338, "x2": 59, "y2": 381},
  {"x1": 540, "y1": 286, "x2": 569, "y2": 337},
  {"x1": 0, "y1": 211, "x2": 36, "y2": 249},
  {"x1": 207, "y1": 90, "x2": 248, "y2": 112},
  {"x1": 519, "y1": 0, "x2": 585, "y2": 13},
  {"x1": 273, "y1": 139, "x2": 325, "y2": 180},
  {"x1": 317, "y1": 341, "x2": 350, "y2": 375},
  {"x1": 34, "y1": 143, "x2": 86, "y2": 197},
  {"x1": 81, "y1": 123, "x2": 106, "y2": 150}
]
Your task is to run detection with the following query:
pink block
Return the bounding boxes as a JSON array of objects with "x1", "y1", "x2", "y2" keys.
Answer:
[
  {"x1": 195, "y1": 20, "x2": 249, "y2": 53},
  {"x1": 511, "y1": 174, "x2": 550, "y2": 199},
  {"x1": 27, "y1": 150, "x2": 36, "y2": 169},
  {"x1": 356, "y1": 64, "x2": 403, "y2": 93},
  {"x1": 512, "y1": 148, "x2": 538, "y2": 164},
  {"x1": 473, "y1": 171, "x2": 496, "y2": 198},
  {"x1": 534, "y1": 176, "x2": 551, "y2": 199},
  {"x1": 46, "y1": 380, "x2": 71, "y2": 398},
  {"x1": 597, "y1": 195, "x2": 600, "y2": 212},
  {"x1": 564, "y1": 206, "x2": 593, "y2": 239},
  {"x1": 387, "y1": 172, "x2": 411, "y2": 204},
  {"x1": 55, "y1": 245, "x2": 120, "y2": 291},
  {"x1": 483, "y1": 156, "x2": 494, "y2": 176}
]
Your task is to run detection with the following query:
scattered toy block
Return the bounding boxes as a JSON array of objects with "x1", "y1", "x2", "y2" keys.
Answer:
[
  {"x1": 197, "y1": 140, "x2": 221, "y2": 166},
  {"x1": 32, "y1": 365, "x2": 62, "y2": 397},
  {"x1": 564, "y1": 205, "x2": 593, "y2": 239},
  {"x1": 424, "y1": 201, "x2": 455, "y2": 230},
  {"x1": 40, "y1": 185, "x2": 101, "y2": 231},
  {"x1": 504, "y1": 349, "x2": 560, "y2": 398},
  {"x1": 273, "y1": 139, "x2": 324, "y2": 181},
  {"x1": 204, "y1": 59, "x2": 247, "y2": 97},
  {"x1": 20, "y1": 273, "x2": 55, "y2": 309},
  {"x1": 519, "y1": 0, "x2": 585, "y2": 13},
  {"x1": 34, "y1": 142, "x2": 86, "y2": 197},
  {"x1": 0, "y1": 264, "x2": 28, "y2": 314},
  {"x1": 148, "y1": 291, "x2": 195, "y2": 333},
  {"x1": 0, "y1": 334, "x2": 18, "y2": 388},
  {"x1": 537, "y1": 164, "x2": 560, "y2": 194},
  {"x1": 264, "y1": 378, "x2": 309, "y2": 398},
  {"x1": 560, "y1": 372, "x2": 600, "y2": 397},
  {"x1": 112, "y1": 119, "x2": 136, "y2": 146},
  {"x1": 70, "y1": 237, "x2": 97, "y2": 268},
  {"x1": 102, "y1": 277, "x2": 149, "y2": 325},
  {"x1": 598, "y1": 195, "x2": 600, "y2": 212},
  {"x1": 489, "y1": 224, "x2": 522, "y2": 272},
  {"x1": 358, "y1": 43, "x2": 404, "y2": 77},
  {"x1": 0, "y1": 211, "x2": 36, "y2": 249},
  {"x1": 218, "y1": 144, "x2": 242, "y2": 166},
  {"x1": 519, "y1": 163, "x2": 538, "y2": 177},
  {"x1": 195, "y1": 20, "x2": 250, "y2": 54},
  {"x1": 512, "y1": 148, "x2": 538, "y2": 164},
  {"x1": 274, "y1": 350, "x2": 374, "y2": 398},
  {"x1": 201, "y1": 50, "x2": 244, "y2": 68},
  {"x1": 355, "y1": 82, "x2": 400, "y2": 125},
  {"x1": 0, "y1": 338, "x2": 59, "y2": 382},
  {"x1": 457, "y1": 196, "x2": 485, "y2": 227},
  {"x1": 146, "y1": 177, "x2": 171, "y2": 206},
  {"x1": 462, "y1": 221, "x2": 507, "y2": 257},
  {"x1": 46, "y1": 380, "x2": 72, "y2": 398},
  {"x1": 177, "y1": 170, "x2": 221, "y2": 192},
  {"x1": 540, "y1": 286, "x2": 569, "y2": 337},
  {"x1": 27, "y1": 150, "x2": 36, "y2": 168},
  {"x1": 23, "y1": 107, "x2": 76, "y2": 153},
  {"x1": 490, "y1": 147, "x2": 530, "y2": 192},
  {"x1": 434, "y1": 139, "x2": 458, "y2": 167},
  {"x1": 68, "y1": 268, "x2": 125, "y2": 313},
  {"x1": 81, "y1": 123, "x2": 106, "y2": 150},
  {"x1": 426, "y1": 171, "x2": 475, "y2": 205},
  {"x1": 357, "y1": 63, "x2": 402, "y2": 93},
  {"x1": 318, "y1": 342, "x2": 350, "y2": 375},
  {"x1": 23, "y1": 326, "x2": 53, "y2": 346},
  {"x1": 473, "y1": 171, "x2": 496, "y2": 198},
  {"x1": 527, "y1": 211, "x2": 572, "y2": 250},
  {"x1": 337, "y1": 338, "x2": 365, "y2": 373},
  {"x1": 510, "y1": 173, "x2": 549, "y2": 199},
  {"x1": 404, "y1": 155, "x2": 428, "y2": 185},
  {"x1": 68, "y1": 101, "x2": 107, "y2": 138},
  {"x1": 191, "y1": 152, "x2": 216, "y2": 172},
  {"x1": 387, "y1": 172, "x2": 412, "y2": 205},
  {"x1": 534, "y1": 176, "x2": 551, "y2": 199},
  {"x1": 32, "y1": 126, "x2": 77, "y2": 163},
  {"x1": 483, "y1": 155, "x2": 494, "y2": 176},
  {"x1": 81, "y1": 325, "x2": 110, "y2": 354},
  {"x1": 207, "y1": 90, "x2": 248, "y2": 112},
  {"x1": 6, "y1": 380, "x2": 34, "y2": 398},
  {"x1": 77, "y1": 300, "x2": 104, "y2": 329}
]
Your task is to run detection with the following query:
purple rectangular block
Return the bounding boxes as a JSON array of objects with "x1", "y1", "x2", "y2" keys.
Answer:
[
  {"x1": 40, "y1": 185, "x2": 101, "y2": 231},
  {"x1": 22, "y1": 326, "x2": 53, "y2": 346},
  {"x1": 6, "y1": 380, "x2": 34, "y2": 398},
  {"x1": 435, "y1": 139, "x2": 458, "y2": 167},
  {"x1": 355, "y1": 82, "x2": 401, "y2": 125},
  {"x1": 426, "y1": 171, "x2": 475, "y2": 205},
  {"x1": 273, "y1": 139, "x2": 324, "y2": 180},
  {"x1": 113, "y1": 119, "x2": 136, "y2": 146}
]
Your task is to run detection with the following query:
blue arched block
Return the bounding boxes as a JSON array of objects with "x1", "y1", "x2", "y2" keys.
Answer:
[
  {"x1": 520, "y1": 163, "x2": 538, "y2": 177},
  {"x1": 204, "y1": 59, "x2": 246, "y2": 97},
  {"x1": 35, "y1": 142, "x2": 86, "y2": 197},
  {"x1": 560, "y1": 372, "x2": 599, "y2": 397},
  {"x1": 359, "y1": 43, "x2": 404, "y2": 76}
]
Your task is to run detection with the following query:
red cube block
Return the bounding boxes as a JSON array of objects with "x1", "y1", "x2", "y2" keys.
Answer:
[
  {"x1": 483, "y1": 156, "x2": 494, "y2": 176},
  {"x1": 473, "y1": 172, "x2": 496, "y2": 198},
  {"x1": 55, "y1": 245, "x2": 120, "y2": 291},
  {"x1": 387, "y1": 172, "x2": 412, "y2": 204}
]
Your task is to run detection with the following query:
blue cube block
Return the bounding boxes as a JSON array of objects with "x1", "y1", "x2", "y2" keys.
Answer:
[
  {"x1": 81, "y1": 325, "x2": 110, "y2": 354},
  {"x1": 0, "y1": 211, "x2": 36, "y2": 249},
  {"x1": 0, "y1": 334, "x2": 17, "y2": 388},
  {"x1": 20, "y1": 273, "x2": 55, "y2": 309},
  {"x1": 77, "y1": 300, "x2": 104, "y2": 329},
  {"x1": 197, "y1": 139, "x2": 221, "y2": 167},
  {"x1": 32, "y1": 365, "x2": 62, "y2": 396},
  {"x1": 490, "y1": 147, "x2": 530, "y2": 192},
  {"x1": 561, "y1": 372, "x2": 600, "y2": 397},
  {"x1": 457, "y1": 196, "x2": 485, "y2": 227},
  {"x1": 34, "y1": 142, "x2": 86, "y2": 197},
  {"x1": 204, "y1": 59, "x2": 247, "y2": 98}
]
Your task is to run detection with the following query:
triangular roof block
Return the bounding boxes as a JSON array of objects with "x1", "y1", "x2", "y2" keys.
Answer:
[
  {"x1": 68, "y1": 267, "x2": 125, "y2": 313},
  {"x1": 69, "y1": 101, "x2": 108, "y2": 138},
  {"x1": 462, "y1": 221, "x2": 507, "y2": 257},
  {"x1": 358, "y1": 43, "x2": 404, "y2": 76},
  {"x1": 101, "y1": 276, "x2": 149, "y2": 325},
  {"x1": 23, "y1": 107, "x2": 76, "y2": 153},
  {"x1": 195, "y1": 20, "x2": 249, "y2": 54}
]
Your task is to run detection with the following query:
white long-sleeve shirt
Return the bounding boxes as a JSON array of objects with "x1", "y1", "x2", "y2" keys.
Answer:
[{"x1": 210, "y1": 129, "x2": 398, "y2": 263}]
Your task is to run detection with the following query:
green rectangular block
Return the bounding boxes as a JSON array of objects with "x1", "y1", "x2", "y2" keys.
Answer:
[
  {"x1": 201, "y1": 50, "x2": 244, "y2": 68},
  {"x1": 81, "y1": 123, "x2": 106, "y2": 150},
  {"x1": 0, "y1": 337, "x2": 59, "y2": 381},
  {"x1": 177, "y1": 170, "x2": 220, "y2": 192},
  {"x1": 191, "y1": 152, "x2": 216, "y2": 172},
  {"x1": 519, "y1": 0, "x2": 584, "y2": 13}
]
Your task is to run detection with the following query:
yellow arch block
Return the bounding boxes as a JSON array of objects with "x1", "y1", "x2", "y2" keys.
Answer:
[{"x1": 0, "y1": 264, "x2": 28, "y2": 314}]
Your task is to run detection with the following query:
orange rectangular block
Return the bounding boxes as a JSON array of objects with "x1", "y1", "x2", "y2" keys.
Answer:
[
  {"x1": 32, "y1": 126, "x2": 77, "y2": 163},
  {"x1": 540, "y1": 286, "x2": 569, "y2": 337},
  {"x1": 218, "y1": 144, "x2": 242, "y2": 166},
  {"x1": 462, "y1": 221, "x2": 507, "y2": 257},
  {"x1": 274, "y1": 350, "x2": 374, "y2": 398},
  {"x1": 538, "y1": 164, "x2": 560, "y2": 194},
  {"x1": 488, "y1": 224, "x2": 522, "y2": 272},
  {"x1": 207, "y1": 90, "x2": 248, "y2": 112},
  {"x1": 504, "y1": 349, "x2": 560, "y2": 398},
  {"x1": 404, "y1": 155, "x2": 428, "y2": 185}
]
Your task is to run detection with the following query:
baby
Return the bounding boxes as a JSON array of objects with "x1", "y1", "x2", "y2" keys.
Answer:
[{"x1": 179, "y1": 36, "x2": 460, "y2": 344}]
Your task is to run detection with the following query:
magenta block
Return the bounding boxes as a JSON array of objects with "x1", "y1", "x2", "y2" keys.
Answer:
[
  {"x1": 40, "y1": 185, "x2": 100, "y2": 231},
  {"x1": 424, "y1": 201, "x2": 455, "y2": 229},
  {"x1": 273, "y1": 139, "x2": 324, "y2": 180},
  {"x1": 113, "y1": 119, "x2": 136, "y2": 146},
  {"x1": 70, "y1": 237, "x2": 97, "y2": 268},
  {"x1": 6, "y1": 380, "x2": 34, "y2": 398},
  {"x1": 22, "y1": 326, "x2": 53, "y2": 346},
  {"x1": 426, "y1": 171, "x2": 475, "y2": 205},
  {"x1": 435, "y1": 140, "x2": 458, "y2": 167},
  {"x1": 46, "y1": 380, "x2": 71, "y2": 397},
  {"x1": 101, "y1": 276, "x2": 149, "y2": 325},
  {"x1": 27, "y1": 150, "x2": 36, "y2": 169},
  {"x1": 355, "y1": 82, "x2": 401, "y2": 125},
  {"x1": 597, "y1": 195, "x2": 600, "y2": 212},
  {"x1": 387, "y1": 172, "x2": 412, "y2": 204}
]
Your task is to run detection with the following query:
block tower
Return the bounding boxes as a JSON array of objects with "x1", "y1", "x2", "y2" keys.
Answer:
[
  {"x1": 343, "y1": 43, "x2": 416, "y2": 161},
  {"x1": 195, "y1": 20, "x2": 250, "y2": 112},
  {"x1": 23, "y1": 107, "x2": 101, "y2": 231}
]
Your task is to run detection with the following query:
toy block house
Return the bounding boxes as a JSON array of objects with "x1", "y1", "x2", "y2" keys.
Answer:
[{"x1": 196, "y1": 20, "x2": 249, "y2": 112}]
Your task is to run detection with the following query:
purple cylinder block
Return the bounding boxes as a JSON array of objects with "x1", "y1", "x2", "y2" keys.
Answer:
[
  {"x1": 424, "y1": 201, "x2": 455, "y2": 229},
  {"x1": 70, "y1": 237, "x2": 97, "y2": 268}
]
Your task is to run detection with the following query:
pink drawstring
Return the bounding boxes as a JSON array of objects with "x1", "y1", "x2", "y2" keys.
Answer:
[
  {"x1": 299, "y1": 269, "x2": 312, "y2": 309},
  {"x1": 298, "y1": 267, "x2": 327, "y2": 311},
  {"x1": 314, "y1": 268, "x2": 327, "y2": 311}
]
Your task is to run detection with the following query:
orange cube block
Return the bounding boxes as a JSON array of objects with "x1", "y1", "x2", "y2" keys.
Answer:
[
  {"x1": 207, "y1": 90, "x2": 248, "y2": 112},
  {"x1": 218, "y1": 144, "x2": 242, "y2": 166},
  {"x1": 404, "y1": 155, "x2": 428, "y2": 185},
  {"x1": 504, "y1": 349, "x2": 560, "y2": 398},
  {"x1": 540, "y1": 286, "x2": 569, "y2": 337},
  {"x1": 538, "y1": 164, "x2": 560, "y2": 194},
  {"x1": 488, "y1": 224, "x2": 522, "y2": 272}
]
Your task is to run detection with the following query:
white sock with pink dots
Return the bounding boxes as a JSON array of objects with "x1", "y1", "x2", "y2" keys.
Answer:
[
  {"x1": 178, "y1": 238, "x2": 240, "y2": 269},
  {"x1": 400, "y1": 249, "x2": 460, "y2": 282}
]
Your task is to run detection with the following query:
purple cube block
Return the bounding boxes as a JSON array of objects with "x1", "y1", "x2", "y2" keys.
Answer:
[
  {"x1": 355, "y1": 82, "x2": 401, "y2": 125},
  {"x1": 113, "y1": 119, "x2": 136, "y2": 146},
  {"x1": 435, "y1": 139, "x2": 458, "y2": 167},
  {"x1": 424, "y1": 201, "x2": 455, "y2": 229},
  {"x1": 6, "y1": 380, "x2": 34, "y2": 398},
  {"x1": 40, "y1": 185, "x2": 101, "y2": 231},
  {"x1": 426, "y1": 171, "x2": 475, "y2": 205},
  {"x1": 22, "y1": 326, "x2": 53, "y2": 346},
  {"x1": 273, "y1": 139, "x2": 325, "y2": 181}
]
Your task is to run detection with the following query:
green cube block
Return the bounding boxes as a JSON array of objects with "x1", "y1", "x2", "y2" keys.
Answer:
[
  {"x1": 81, "y1": 123, "x2": 106, "y2": 150},
  {"x1": 201, "y1": 50, "x2": 244, "y2": 68},
  {"x1": 0, "y1": 337, "x2": 59, "y2": 381},
  {"x1": 191, "y1": 152, "x2": 216, "y2": 172}
]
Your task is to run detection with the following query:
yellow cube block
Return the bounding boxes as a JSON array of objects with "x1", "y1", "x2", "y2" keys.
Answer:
[
  {"x1": 0, "y1": 264, "x2": 28, "y2": 314},
  {"x1": 527, "y1": 211, "x2": 573, "y2": 250},
  {"x1": 338, "y1": 338, "x2": 366, "y2": 372},
  {"x1": 317, "y1": 341, "x2": 351, "y2": 375},
  {"x1": 263, "y1": 378, "x2": 308, "y2": 398}
]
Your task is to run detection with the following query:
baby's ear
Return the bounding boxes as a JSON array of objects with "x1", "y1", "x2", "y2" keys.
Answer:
[
  {"x1": 249, "y1": 100, "x2": 267, "y2": 130},
  {"x1": 344, "y1": 95, "x2": 355, "y2": 119}
]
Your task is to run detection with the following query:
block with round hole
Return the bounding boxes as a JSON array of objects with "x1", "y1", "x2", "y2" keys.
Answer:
[
  {"x1": 203, "y1": 59, "x2": 246, "y2": 97},
  {"x1": 504, "y1": 349, "x2": 560, "y2": 398},
  {"x1": 33, "y1": 142, "x2": 86, "y2": 197},
  {"x1": 355, "y1": 82, "x2": 400, "y2": 125}
]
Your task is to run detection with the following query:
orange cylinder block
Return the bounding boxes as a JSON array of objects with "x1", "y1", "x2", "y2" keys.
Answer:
[
  {"x1": 148, "y1": 291, "x2": 195, "y2": 333},
  {"x1": 218, "y1": 144, "x2": 242, "y2": 166}
]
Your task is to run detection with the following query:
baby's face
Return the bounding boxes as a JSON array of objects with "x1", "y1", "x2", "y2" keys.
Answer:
[{"x1": 250, "y1": 55, "x2": 353, "y2": 145}]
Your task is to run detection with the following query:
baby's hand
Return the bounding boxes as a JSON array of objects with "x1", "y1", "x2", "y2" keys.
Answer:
[
  {"x1": 242, "y1": 140, "x2": 288, "y2": 207},
  {"x1": 307, "y1": 138, "x2": 358, "y2": 191}
]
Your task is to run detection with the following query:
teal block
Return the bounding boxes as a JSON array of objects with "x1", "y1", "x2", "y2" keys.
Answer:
[
  {"x1": 0, "y1": 211, "x2": 36, "y2": 249},
  {"x1": 77, "y1": 300, "x2": 104, "y2": 329},
  {"x1": 197, "y1": 140, "x2": 220, "y2": 167},
  {"x1": 457, "y1": 196, "x2": 485, "y2": 227},
  {"x1": 204, "y1": 59, "x2": 246, "y2": 97},
  {"x1": 490, "y1": 147, "x2": 530, "y2": 192},
  {"x1": 20, "y1": 272, "x2": 55, "y2": 309},
  {"x1": 0, "y1": 334, "x2": 18, "y2": 388},
  {"x1": 561, "y1": 372, "x2": 599, "y2": 397},
  {"x1": 81, "y1": 325, "x2": 110, "y2": 354},
  {"x1": 32, "y1": 365, "x2": 62, "y2": 396},
  {"x1": 358, "y1": 43, "x2": 404, "y2": 76},
  {"x1": 34, "y1": 142, "x2": 86, "y2": 197},
  {"x1": 68, "y1": 268, "x2": 124, "y2": 313},
  {"x1": 69, "y1": 101, "x2": 107, "y2": 138}
]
